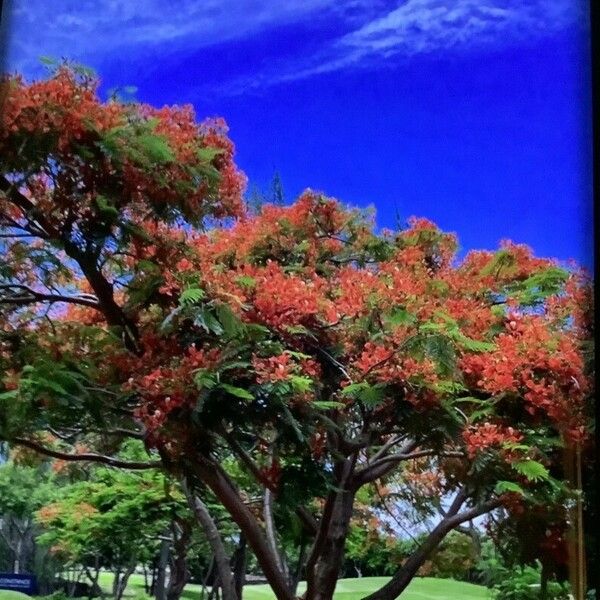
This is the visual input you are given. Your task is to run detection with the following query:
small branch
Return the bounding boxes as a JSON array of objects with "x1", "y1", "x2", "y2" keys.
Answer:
[
  {"x1": 310, "y1": 345, "x2": 353, "y2": 384},
  {"x1": 91, "y1": 427, "x2": 146, "y2": 440},
  {"x1": 370, "y1": 436, "x2": 413, "y2": 464},
  {"x1": 354, "y1": 446, "x2": 466, "y2": 487},
  {"x1": 10, "y1": 437, "x2": 161, "y2": 470},
  {"x1": 0, "y1": 284, "x2": 101, "y2": 309},
  {"x1": 295, "y1": 507, "x2": 318, "y2": 536},
  {"x1": 264, "y1": 488, "x2": 286, "y2": 575},
  {"x1": 222, "y1": 428, "x2": 275, "y2": 490}
]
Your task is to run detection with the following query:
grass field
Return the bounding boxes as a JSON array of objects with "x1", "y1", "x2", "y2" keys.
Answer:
[
  {"x1": 96, "y1": 573, "x2": 491, "y2": 600},
  {"x1": 1, "y1": 574, "x2": 492, "y2": 600},
  {"x1": 0, "y1": 592, "x2": 31, "y2": 600}
]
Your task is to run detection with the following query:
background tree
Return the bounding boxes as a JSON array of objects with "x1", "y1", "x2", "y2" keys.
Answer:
[
  {"x1": 35, "y1": 454, "x2": 186, "y2": 600},
  {"x1": 0, "y1": 67, "x2": 594, "y2": 600},
  {"x1": 0, "y1": 458, "x2": 58, "y2": 588},
  {"x1": 246, "y1": 170, "x2": 286, "y2": 215}
]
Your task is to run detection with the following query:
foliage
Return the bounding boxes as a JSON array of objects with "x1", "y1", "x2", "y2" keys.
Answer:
[
  {"x1": 344, "y1": 524, "x2": 412, "y2": 577},
  {"x1": 0, "y1": 460, "x2": 59, "y2": 579},
  {"x1": 0, "y1": 67, "x2": 594, "y2": 600},
  {"x1": 422, "y1": 531, "x2": 478, "y2": 580},
  {"x1": 35, "y1": 450, "x2": 184, "y2": 573},
  {"x1": 492, "y1": 565, "x2": 571, "y2": 600}
]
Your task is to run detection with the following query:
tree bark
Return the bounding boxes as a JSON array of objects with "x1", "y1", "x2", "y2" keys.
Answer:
[
  {"x1": 361, "y1": 497, "x2": 502, "y2": 600},
  {"x1": 264, "y1": 488, "x2": 287, "y2": 577},
  {"x1": 231, "y1": 535, "x2": 247, "y2": 600},
  {"x1": 13, "y1": 536, "x2": 22, "y2": 574},
  {"x1": 155, "y1": 538, "x2": 170, "y2": 600},
  {"x1": 305, "y1": 489, "x2": 356, "y2": 600},
  {"x1": 167, "y1": 520, "x2": 192, "y2": 600},
  {"x1": 115, "y1": 563, "x2": 136, "y2": 600},
  {"x1": 540, "y1": 562, "x2": 548, "y2": 600},
  {"x1": 202, "y1": 557, "x2": 216, "y2": 600},
  {"x1": 84, "y1": 556, "x2": 103, "y2": 600},
  {"x1": 183, "y1": 481, "x2": 237, "y2": 600},
  {"x1": 112, "y1": 569, "x2": 121, "y2": 599},
  {"x1": 291, "y1": 538, "x2": 307, "y2": 597},
  {"x1": 188, "y1": 459, "x2": 293, "y2": 600}
]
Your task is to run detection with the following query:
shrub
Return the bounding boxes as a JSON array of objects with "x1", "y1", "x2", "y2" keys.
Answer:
[
  {"x1": 493, "y1": 566, "x2": 571, "y2": 600},
  {"x1": 419, "y1": 531, "x2": 478, "y2": 581}
]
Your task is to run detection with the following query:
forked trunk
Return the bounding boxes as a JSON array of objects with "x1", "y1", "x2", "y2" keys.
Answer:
[
  {"x1": 231, "y1": 535, "x2": 247, "y2": 600},
  {"x1": 305, "y1": 489, "x2": 356, "y2": 600},
  {"x1": 166, "y1": 520, "x2": 192, "y2": 600},
  {"x1": 189, "y1": 459, "x2": 294, "y2": 600},
  {"x1": 115, "y1": 564, "x2": 136, "y2": 600},
  {"x1": 155, "y1": 537, "x2": 170, "y2": 600},
  {"x1": 183, "y1": 481, "x2": 237, "y2": 600}
]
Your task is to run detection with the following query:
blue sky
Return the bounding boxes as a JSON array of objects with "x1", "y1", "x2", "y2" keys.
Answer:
[{"x1": 1, "y1": 0, "x2": 593, "y2": 266}]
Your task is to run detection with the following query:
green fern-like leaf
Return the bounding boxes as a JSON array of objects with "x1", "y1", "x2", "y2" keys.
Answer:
[
  {"x1": 219, "y1": 384, "x2": 254, "y2": 401},
  {"x1": 179, "y1": 287, "x2": 205, "y2": 305},
  {"x1": 512, "y1": 459, "x2": 550, "y2": 482},
  {"x1": 495, "y1": 480, "x2": 526, "y2": 496}
]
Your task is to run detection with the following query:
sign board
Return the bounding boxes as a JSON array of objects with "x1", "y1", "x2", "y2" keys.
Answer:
[{"x1": 0, "y1": 573, "x2": 38, "y2": 595}]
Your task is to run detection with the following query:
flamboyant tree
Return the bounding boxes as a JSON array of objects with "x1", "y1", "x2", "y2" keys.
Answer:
[{"x1": 0, "y1": 68, "x2": 594, "y2": 600}]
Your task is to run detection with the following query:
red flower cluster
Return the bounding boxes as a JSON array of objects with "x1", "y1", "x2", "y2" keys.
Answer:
[
  {"x1": 462, "y1": 422, "x2": 524, "y2": 458},
  {"x1": 252, "y1": 352, "x2": 321, "y2": 385},
  {"x1": 252, "y1": 353, "x2": 295, "y2": 384}
]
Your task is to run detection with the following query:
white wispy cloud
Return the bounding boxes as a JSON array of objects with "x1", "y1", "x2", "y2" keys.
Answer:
[
  {"x1": 2, "y1": 0, "x2": 337, "y2": 74},
  {"x1": 2, "y1": 0, "x2": 587, "y2": 88},
  {"x1": 278, "y1": 0, "x2": 586, "y2": 82}
]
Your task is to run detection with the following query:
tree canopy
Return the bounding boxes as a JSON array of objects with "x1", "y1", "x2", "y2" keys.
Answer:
[{"x1": 0, "y1": 67, "x2": 594, "y2": 600}]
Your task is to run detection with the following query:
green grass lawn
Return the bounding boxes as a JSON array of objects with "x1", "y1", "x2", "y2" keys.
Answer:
[
  {"x1": 92, "y1": 573, "x2": 491, "y2": 600},
  {"x1": 245, "y1": 578, "x2": 491, "y2": 600},
  {"x1": 0, "y1": 591, "x2": 32, "y2": 600},
  {"x1": 0, "y1": 574, "x2": 491, "y2": 600}
]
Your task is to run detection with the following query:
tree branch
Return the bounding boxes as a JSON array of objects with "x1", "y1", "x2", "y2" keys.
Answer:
[
  {"x1": 369, "y1": 435, "x2": 410, "y2": 464},
  {"x1": 10, "y1": 437, "x2": 161, "y2": 470},
  {"x1": 222, "y1": 429, "x2": 275, "y2": 490},
  {"x1": 1, "y1": 176, "x2": 142, "y2": 354},
  {"x1": 361, "y1": 495, "x2": 502, "y2": 600},
  {"x1": 0, "y1": 284, "x2": 101, "y2": 309},
  {"x1": 182, "y1": 480, "x2": 236, "y2": 600},
  {"x1": 354, "y1": 447, "x2": 466, "y2": 487},
  {"x1": 188, "y1": 455, "x2": 293, "y2": 600},
  {"x1": 264, "y1": 488, "x2": 287, "y2": 577}
]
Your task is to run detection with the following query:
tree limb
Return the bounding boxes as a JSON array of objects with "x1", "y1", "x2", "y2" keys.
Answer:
[
  {"x1": 354, "y1": 447, "x2": 466, "y2": 487},
  {"x1": 361, "y1": 494, "x2": 502, "y2": 600},
  {"x1": 10, "y1": 437, "x2": 161, "y2": 470},
  {"x1": 0, "y1": 284, "x2": 101, "y2": 309}
]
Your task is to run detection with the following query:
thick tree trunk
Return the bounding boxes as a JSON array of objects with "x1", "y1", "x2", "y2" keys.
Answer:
[
  {"x1": 183, "y1": 482, "x2": 237, "y2": 600},
  {"x1": 155, "y1": 538, "x2": 170, "y2": 600},
  {"x1": 231, "y1": 535, "x2": 247, "y2": 600},
  {"x1": 115, "y1": 564, "x2": 136, "y2": 600},
  {"x1": 189, "y1": 459, "x2": 293, "y2": 600},
  {"x1": 167, "y1": 520, "x2": 192, "y2": 600},
  {"x1": 305, "y1": 489, "x2": 356, "y2": 600},
  {"x1": 166, "y1": 559, "x2": 189, "y2": 600}
]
